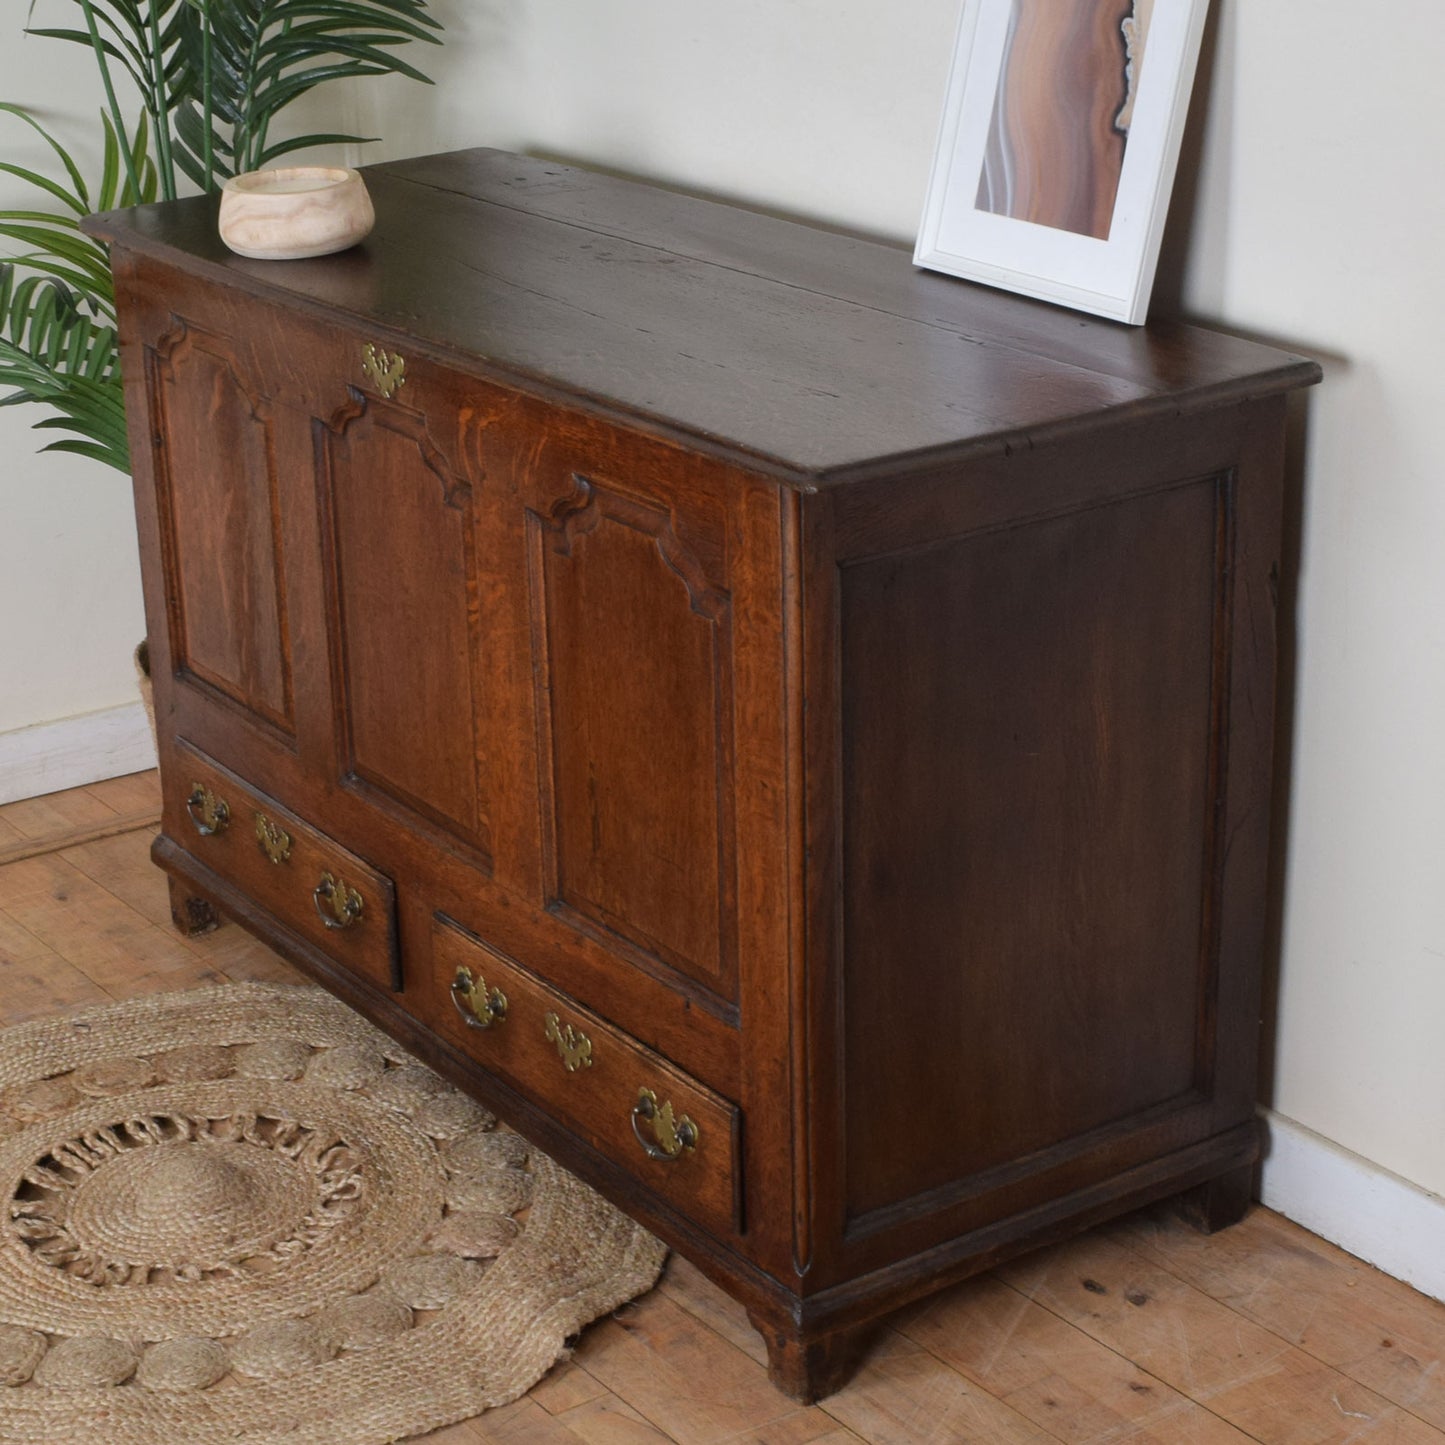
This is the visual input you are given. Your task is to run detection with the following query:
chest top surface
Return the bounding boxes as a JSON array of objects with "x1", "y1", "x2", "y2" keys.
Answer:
[{"x1": 88, "y1": 147, "x2": 1319, "y2": 486}]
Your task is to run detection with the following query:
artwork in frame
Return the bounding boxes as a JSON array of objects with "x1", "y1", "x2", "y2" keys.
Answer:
[{"x1": 914, "y1": 0, "x2": 1210, "y2": 325}]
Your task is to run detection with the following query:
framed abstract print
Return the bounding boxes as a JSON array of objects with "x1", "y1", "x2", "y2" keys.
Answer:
[{"x1": 915, "y1": 0, "x2": 1210, "y2": 324}]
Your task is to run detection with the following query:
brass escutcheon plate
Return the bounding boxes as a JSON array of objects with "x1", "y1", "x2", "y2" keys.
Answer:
[
  {"x1": 543, "y1": 1012, "x2": 593, "y2": 1072},
  {"x1": 361, "y1": 342, "x2": 406, "y2": 398},
  {"x1": 254, "y1": 812, "x2": 292, "y2": 865}
]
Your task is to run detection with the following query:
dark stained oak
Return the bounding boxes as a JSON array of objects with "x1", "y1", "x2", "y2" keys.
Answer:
[
  {"x1": 538, "y1": 475, "x2": 736, "y2": 1005},
  {"x1": 746, "y1": 1312, "x2": 868, "y2": 1406},
  {"x1": 88, "y1": 148, "x2": 1317, "y2": 484},
  {"x1": 87, "y1": 147, "x2": 1321, "y2": 1402},
  {"x1": 432, "y1": 913, "x2": 744, "y2": 1241},
  {"x1": 317, "y1": 393, "x2": 491, "y2": 855},
  {"x1": 147, "y1": 321, "x2": 293, "y2": 736},
  {"x1": 1175, "y1": 1161, "x2": 1257, "y2": 1235},
  {"x1": 840, "y1": 474, "x2": 1223, "y2": 1219},
  {"x1": 167, "y1": 874, "x2": 219, "y2": 938}
]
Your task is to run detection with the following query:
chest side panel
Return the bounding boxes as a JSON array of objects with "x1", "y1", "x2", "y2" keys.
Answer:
[
  {"x1": 800, "y1": 398, "x2": 1287, "y2": 1283},
  {"x1": 841, "y1": 474, "x2": 1226, "y2": 1214}
]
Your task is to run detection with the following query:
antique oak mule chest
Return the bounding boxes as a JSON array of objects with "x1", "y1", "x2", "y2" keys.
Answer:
[{"x1": 89, "y1": 148, "x2": 1320, "y2": 1400}]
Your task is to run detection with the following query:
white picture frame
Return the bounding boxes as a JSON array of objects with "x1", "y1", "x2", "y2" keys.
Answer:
[{"x1": 914, "y1": 0, "x2": 1210, "y2": 325}]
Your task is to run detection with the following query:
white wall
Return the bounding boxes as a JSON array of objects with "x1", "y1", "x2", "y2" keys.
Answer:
[
  {"x1": 1189, "y1": 2, "x2": 1445, "y2": 1210},
  {"x1": 4, "y1": 0, "x2": 1442, "y2": 1255},
  {"x1": 0, "y1": 35, "x2": 146, "y2": 736},
  {"x1": 351, "y1": 0, "x2": 959, "y2": 240}
]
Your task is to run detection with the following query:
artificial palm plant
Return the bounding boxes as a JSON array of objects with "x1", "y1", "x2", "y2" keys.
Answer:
[{"x1": 0, "y1": 0, "x2": 441, "y2": 472}]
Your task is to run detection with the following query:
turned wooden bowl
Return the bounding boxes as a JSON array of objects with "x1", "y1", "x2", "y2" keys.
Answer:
[{"x1": 218, "y1": 166, "x2": 375, "y2": 260}]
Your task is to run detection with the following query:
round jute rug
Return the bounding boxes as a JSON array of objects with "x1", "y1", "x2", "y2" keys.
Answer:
[{"x1": 0, "y1": 982, "x2": 666, "y2": 1444}]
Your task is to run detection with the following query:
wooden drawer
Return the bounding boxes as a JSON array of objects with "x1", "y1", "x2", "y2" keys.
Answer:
[
  {"x1": 169, "y1": 746, "x2": 400, "y2": 991},
  {"x1": 431, "y1": 914, "x2": 741, "y2": 1237}
]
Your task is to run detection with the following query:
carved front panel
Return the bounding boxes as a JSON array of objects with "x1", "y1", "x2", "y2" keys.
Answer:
[
  {"x1": 531, "y1": 478, "x2": 738, "y2": 1006},
  {"x1": 317, "y1": 396, "x2": 490, "y2": 857},
  {"x1": 147, "y1": 323, "x2": 292, "y2": 733}
]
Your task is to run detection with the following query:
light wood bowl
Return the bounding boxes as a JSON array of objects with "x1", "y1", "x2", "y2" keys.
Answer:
[{"x1": 218, "y1": 166, "x2": 374, "y2": 260}]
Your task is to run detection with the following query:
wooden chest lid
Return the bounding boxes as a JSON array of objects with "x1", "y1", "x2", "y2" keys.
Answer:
[{"x1": 87, "y1": 147, "x2": 1319, "y2": 487}]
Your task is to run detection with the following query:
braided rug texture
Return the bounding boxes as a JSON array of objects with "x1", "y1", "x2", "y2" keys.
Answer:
[{"x1": 0, "y1": 983, "x2": 667, "y2": 1443}]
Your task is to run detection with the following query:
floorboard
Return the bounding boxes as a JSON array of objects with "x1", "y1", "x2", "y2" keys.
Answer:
[{"x1": 2, "y1": 771, "x2": 1442, "y2": 1445}]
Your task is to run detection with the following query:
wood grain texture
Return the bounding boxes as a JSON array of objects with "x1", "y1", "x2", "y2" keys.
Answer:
[
  {"x1": 317, "y1": 391, "x2": 491, "y2": 855},
  {"x1": 168, "y1": 743, "x2": 401, "y2": 991},
  {"x1": 538, "y1": 479, "x2": 735, "y2": 1003},
  {"x1": 0, "y1": 772, "x2": 161, "y2": 867},
  {"x1": 0, "y1": 808, "x2": 160, "y2": 869},
  {"x1": 840, "y1": 475, "x2": 1224, "y2": 1218},
  {"x1": 95, "y1": 148, "x2": 1321, "y2": 1399},
  {"x1": 85, "y1": 150, "x2": 1320, "y2": 483},
  {"x1": 148, "y1": 321, "x2": 293, "y2": 732},
  {"x1": 998, "y1": 1231, "x2": 1445, "y2": 1442},
  {"x1": 1, "y1": 782, "x2": 1443, "y2": 1441},
  {"x1": 791, "y1": 399, "x2": 1292, "y2": 1311},
  {"x1": 432, "y1": 914, "x2": 742, "y2": 1241},
  {"x1": 0, "y1": 776, "x2": 138, "y2": 841},
  {"x1": 1113, "y1": 1204, "x2": 1445, "y2": 1433}
]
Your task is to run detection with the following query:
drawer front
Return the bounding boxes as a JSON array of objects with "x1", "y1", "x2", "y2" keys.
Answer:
[
  {"x1": 432, "y1": 914, "x2": 741, "y2": 1238},
  {"x1": 170, "y1": 746, "x2": 400, "y2": 991}
]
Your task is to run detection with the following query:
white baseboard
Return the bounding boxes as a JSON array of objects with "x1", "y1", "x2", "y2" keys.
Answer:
[
  {"x1": 0, "y1": 703, "x2": 157, "y2": 806},
  {"x1": 1259, "y1": 1108, "x2": 1445, "y2": 1303}
]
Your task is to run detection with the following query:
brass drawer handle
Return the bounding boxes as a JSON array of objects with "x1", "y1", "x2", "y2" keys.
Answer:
[
  {"x1": 313, "y1": 872, "x2": 364, "y2": 930},
  {"x1": 451, "y1": 966, "x2": 507, "y2": 1030},
  {"x1": 186, "y1": 783, "x2": 231, "y2": 837},
  {"x1": 255, "y1": 812, "x2": 292, "y2": 864},
  {"x1": 631, "y1": 1087, "x2": 698, "y2": 1161},
  {"x1": 361, "y1": 342, "x2": 406, "y2": 398},
  {"x1": 544, "y1": 1011, "x2": 593, "y2": 1072}
]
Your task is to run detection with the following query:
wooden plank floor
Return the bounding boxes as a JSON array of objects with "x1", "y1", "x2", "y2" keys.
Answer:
[{"x1": 2, "y1": 772, "x2": 1443, "y2": 1444}]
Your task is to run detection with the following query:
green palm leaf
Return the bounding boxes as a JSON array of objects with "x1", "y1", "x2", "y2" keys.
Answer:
[
  {"x1": 6, "y1": 0, "x2": 441, "y2": 474},
  {"x1": 0, "y1": 105, "x2": 155, "y2": 471},
  {"x1": 0, "y1": 102, "x2": 90, "y2": 205},
  {"x1": 176, "y1": 0, "x2": 441, "y2": 176},
  {"x1": 27, "y1": 0, "x2": 441, "y2": 186}
]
